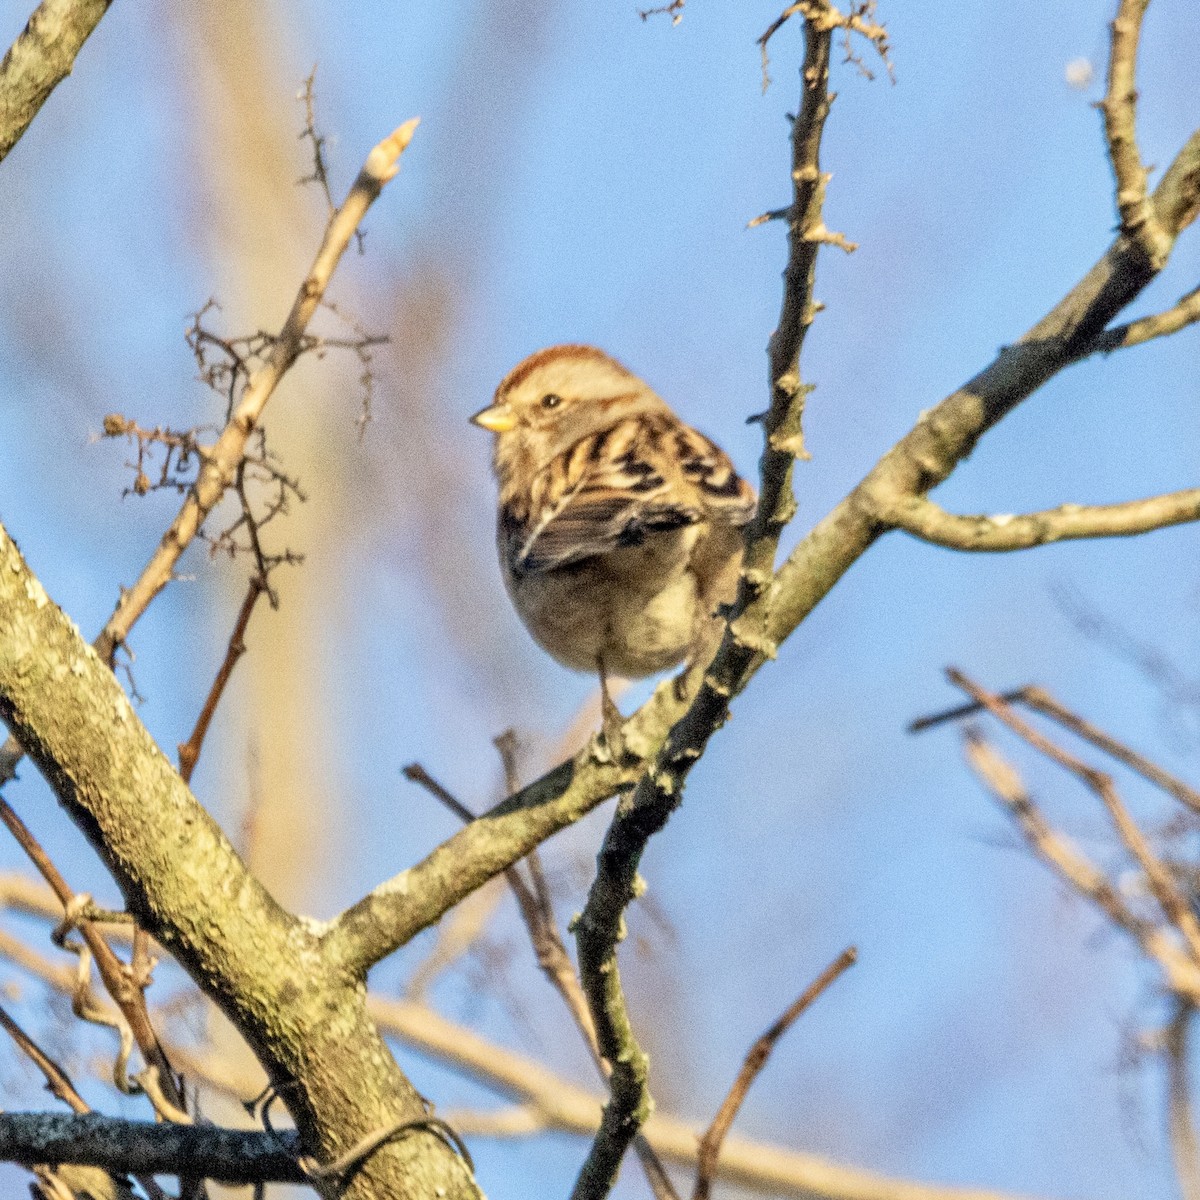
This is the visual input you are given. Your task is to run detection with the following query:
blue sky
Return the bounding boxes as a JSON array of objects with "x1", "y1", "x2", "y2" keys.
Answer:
[{"x1": 0, "y1": 2, "x2": 1198, "y2": 1198}]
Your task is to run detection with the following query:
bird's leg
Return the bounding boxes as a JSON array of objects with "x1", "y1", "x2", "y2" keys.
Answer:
[{"x1": 597, "y1": 654, "x2": 625, "y2": 752}]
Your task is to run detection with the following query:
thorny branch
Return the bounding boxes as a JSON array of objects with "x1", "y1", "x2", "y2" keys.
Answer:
[
  {"x1": 297, "y1": 66, "x2": 337, "y2": 220},
  {"x1": 757, "y1": 0, "x2": 891, "y2": 92},
  {"x1": 568, "y1": 12, "x2": 850, "y2": 1198},
  {"x1": 98, "y1": 416, "x2": 210, "y2": 499},
  {"x1": 0, "y1": 118, "x2": 413, "y2": 791}
]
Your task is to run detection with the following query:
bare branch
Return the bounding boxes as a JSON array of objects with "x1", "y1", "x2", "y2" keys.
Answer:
[
  {"x1": 885, "y1": 487, "x2": 1200, "y2": 552},
  {"x1": 960, "y1": 727, "x2": 1200, "y2": 1003},
  {"x1": 1092, "y1": 282, "x2": 1200, "y2": 352},
  {"x1": 0, "y1": 0, "x2": 112, "y2": 163},
  {"x1": 1100, "y1": 0, "x2": 1172, "y2": 268},
  {"x1": 178, "y1": 576, "x2": 266, "y2": 784},
  {"x1": 90, "y1": 117, "x2": 419, "y2": 665},
  {"x1": 1167, "y1": 1003, "x2": 1200, "y2": 1200},
  {"x1": 0, "y1": 1002, "x2": 88, "y2": 1114},
  {"x1": 912, "y1": 683, "x2": 1200, "y2": 814},
  {"x1": 0, "y1": 117, "x2": 420, "y2": 792},
  {"x1": 0, "y1": 797, "x2": 180, "y2": 1109},
  {"x1": 947, "y1": 669, "x2": 1200, "y2": 964},
  {"x1": 693, "y1": 948, "x2": 857, "y2": 1200},
  {"x1": 0, "y1": 1112, "x2": 305, "y2": 1184},
  {"x1": 757, "y1": 1, "x2": 891, "y2": 93}
]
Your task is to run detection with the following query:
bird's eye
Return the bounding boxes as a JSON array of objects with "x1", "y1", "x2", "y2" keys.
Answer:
[{"x1": 541, "y1": 393, "x2": 563, "y2": 410}]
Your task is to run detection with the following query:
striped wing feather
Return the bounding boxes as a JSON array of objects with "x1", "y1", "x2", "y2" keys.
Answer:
[{"x1": 503, "y1": 415, "x2": 753, "y2": 577}]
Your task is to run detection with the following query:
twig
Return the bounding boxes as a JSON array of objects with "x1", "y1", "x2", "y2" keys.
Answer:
[
  {"x1": 1167, "y1": 1002, "x2": 1200, "y2": 1200},
  {"x1": 757, "y1": 1, "x2": 891, "y2": 93},
  {"x1": 910, "y1": 689, "x2": 1030, "y2": 733},
  {"x1": 638, "y1": 1, "x2": 685, "y2": 24},
  {"x1": 0, "y1": 797, "x2": 183, "y2": 1111},
  {"x1": 913, "y1": 683, "x2": 1200, "y2": 814},
  {"x1": 960, "y1": 727, "x2": 1200, "y2": 1003},
  {"x1": 0, "y1": 1001, "x2": 88, "y2": 1113},
  {"x1": 178, "y1": 576, "x2": 267, "y2": 784},
  {"x1": 296, "y1": 66, "x2": 337, "y2": 220},
  {"x1": 0, "y1": 117, "x2": 420, "y2": 791},
  {"x1": 946, "y1": 669, "x2": 1200, "y2": 965},
  {"x1": 693, "y1": 947, "x2": 857, "y2": 1200},
  {"x1": 1100, "y1": 0, "x2": 1171, "y2": 268},
  {"x1": 1092, "y1": 282, "x2": 1200, "y2": 352},
  {"x1": 404, "y1": 756, "x2": 677, "y2": 1200}
]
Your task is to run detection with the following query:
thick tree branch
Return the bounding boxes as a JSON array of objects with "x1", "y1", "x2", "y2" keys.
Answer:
[
  {"x1": 0, "y1": 1112, "x2": 305, "y2": 1185},
  {"x1": 884, "y1": 487, "x2": 1200, "y2": 551},
  {"x1": 0, "y1": 132, "x2": 488, "y2": 1200},
  {"x1": 0, "y1": 0, "x2": 112, "y2": 164},
  {"x1": 0, "y1": 525, "x2": 473, "y2": 1200},
  {"x1": 0, "y1": 883, "x2": 1045, "y2": 1200}
]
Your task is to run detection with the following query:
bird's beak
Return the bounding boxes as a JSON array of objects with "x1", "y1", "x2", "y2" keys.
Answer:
[{"x1": 469, "y1": 402, "x2": 517, "y2": 433}]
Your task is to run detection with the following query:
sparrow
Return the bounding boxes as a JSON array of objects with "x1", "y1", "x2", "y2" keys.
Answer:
[{"x1": 471, "y1": 345, "x2": 755, "y2": 731}]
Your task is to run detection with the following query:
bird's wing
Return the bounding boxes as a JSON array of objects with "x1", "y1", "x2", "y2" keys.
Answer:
[
  {"x1": 670, "y1": 421, "x2": 757, "y2": 528},
  {"x1": 501, "y1": 416, "x2": 703, "y2": 577}
]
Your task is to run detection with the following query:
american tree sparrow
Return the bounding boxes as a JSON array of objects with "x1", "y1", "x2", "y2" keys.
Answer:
[{"x1": 471, "y1": 345, "x2": 754, "y2": 729}]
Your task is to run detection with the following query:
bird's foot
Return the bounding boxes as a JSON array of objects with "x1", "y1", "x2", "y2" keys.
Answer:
[{"x1": 598, "y1": 657, "x2": 626, "y2": 758}]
